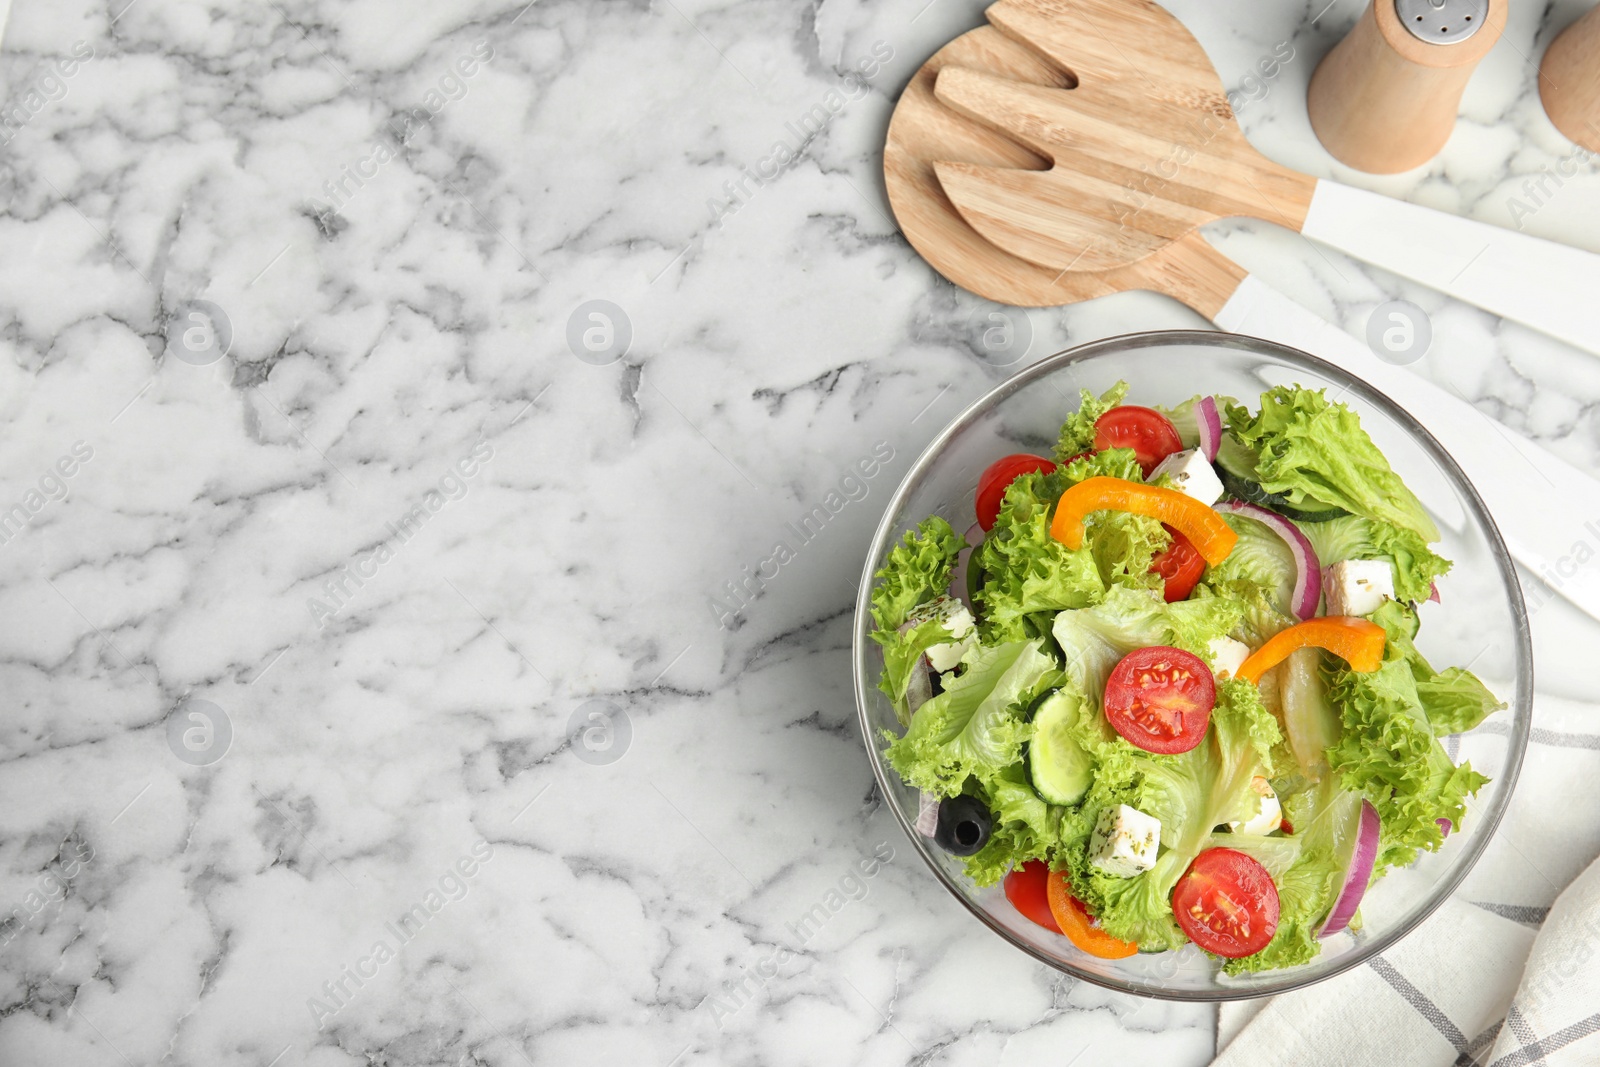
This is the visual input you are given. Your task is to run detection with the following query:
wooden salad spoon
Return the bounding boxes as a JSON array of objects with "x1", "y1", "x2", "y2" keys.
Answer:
[{"x1": 930, "y1": 0, "x2": 1600, "y2": 358}]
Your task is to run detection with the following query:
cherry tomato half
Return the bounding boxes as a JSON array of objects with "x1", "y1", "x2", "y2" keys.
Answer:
[
  {"x1": 1172, "y1": 847, "x2": 1280, "y2": 958},
  {"x1": 1104, "y1": 645, "x2": 1216, "y2": 755},
  {"x1": 975, "y1": 453, "x2": 1057, "y2": 532},
  {"x1": 1004, "y1": 860, "x2": 1060, "y2": 932},
  {"x1": 1046, "y1": 869, "x2": 1139, "y2": 958},
  {"x1": 1150, "y1": 524, "x2": 1206, "y2": 603},
  {"x1": 1093, "y1": 406, "x2": 1183, "y2": 477}
]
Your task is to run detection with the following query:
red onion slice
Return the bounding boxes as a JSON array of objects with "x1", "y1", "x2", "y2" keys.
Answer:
[
  {"x1": 1428, "y1": 583, "x2": 1441, "y2": 604},
  {"x1": 1196, "y1": 396, "x2": 1223, "y2": 462},
  {"x1": 1437, "y1": 817, "x2": 1452, "y2": 839},
  {"x1": 897, "y1": 617, "x2": 936, "y2": 716},
  {"x1": 949, "y1": 522, "x2": 984, "y2": 612},
  {"x1": 1320, "y1": 799, "x2": 1380, "y2": 938},
  {"x1": 916, "y1": 791, "x2": 940, "y2": 836},
  {"x1": 1213, "y1": 501, "x2": 1323, "y2": 620}
]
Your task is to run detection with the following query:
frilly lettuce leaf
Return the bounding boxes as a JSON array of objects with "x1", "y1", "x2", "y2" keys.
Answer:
[
  {"x1": 870, "y1": 516, "x2": 964, "y2": 633},
  {"x1": 1323, "y1": 608, "x2": 1489, "y2": 874},
  {"x1": 1055, "y1": 382, "x2": 1129, "y2": 463},
  {"x1": 1226, "y1": 386, "x2": 1439, "y2": 542},
  {"x1": 973, "y1": 473, "x2": 1105, "y2": 644},
  {"x1": 962, "y1": 763, "x2": 1062, "y2": 887}
]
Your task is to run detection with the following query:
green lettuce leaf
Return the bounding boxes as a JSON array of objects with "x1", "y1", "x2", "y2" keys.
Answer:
[
  {"x1": 1160, "y1": 395, "x2": 1204, "y2": 450},
  {"x1": 974, "y1": 472, "x2": 1104, "y2": 643},
  {"x1": 882, "y1": 640, "x2": 1058, "y2": 798},
  {"x1": 870, "y1": 516, "x2": 964, "y2": 632},
  {"x1": 876, "y1": 617, "x2": 950, "y2": 725},
  {"x1": 1222, "y1": 780, "x2": 1358, "y2": 975},
  {"x1": 1324, "y1": 650, "x2": 1488, "y2": 874},
  {"x1": 1371, "y1": 600, "x2": 1505, "y2": 735},
  {"x1": 1296, "y1": 514, "x2": 1452, "y2": 604},
  {"x1": 1159, "y1": 394, "x2": 1240, "y2": 452},
  {"x1": 1050, "y1": 584, "x2": 1242, "y2": 705},
  {"x1": 962, "y1": 762, "x2": 1062, "y2": 887},
  {"x1": 1226, "y1": 386, "x2": 1439, "y2": 542},
  {"x1": 1055, "y1": 447, "x2": 1170, "y2": 597},
  {"x1": 1192, "y1": 577, "x2": 1296, "y2": 648},
  {"x1": 1416, "y1": 670, "x2": 1505, "y2": 736},
  {"x1": 1206, "y1": 511, "x2": 1299, "y2": 617},
  {"x1": 1061, "y1": 679, "x2": 1281, "y2": 950},
  {"x1": 1062, "y1": 446, "x2": 1145, "y2": 486},
  {"x1": 1055, "y1": 382, "x2": 1129, "y2": 463}
]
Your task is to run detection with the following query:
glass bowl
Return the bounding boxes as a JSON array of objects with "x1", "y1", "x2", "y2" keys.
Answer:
[{"x1": 852, "y1": 330, "x2": 1532, "y2": 1001}]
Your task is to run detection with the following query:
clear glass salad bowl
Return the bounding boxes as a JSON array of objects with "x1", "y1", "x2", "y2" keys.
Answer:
[{"x1": 852, "y1": 330, "x2": 1532, "y2": 1000}]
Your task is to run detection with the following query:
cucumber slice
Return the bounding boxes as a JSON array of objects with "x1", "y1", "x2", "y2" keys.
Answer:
[
  {"x1": 1028, "y1": 689, "x2": 1094, "y2": 806},
  {"x1": 1214, "y1": 435, "x2": 1349, "y2": 523}
]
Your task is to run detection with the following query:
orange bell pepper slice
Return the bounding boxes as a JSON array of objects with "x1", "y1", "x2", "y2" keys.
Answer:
[
  {"x1": 1050, "y1": 477, "x2": 1238, "y2": 566},
  {"x1": 1235, "y1": 616, "x2": 1387, "y2": 684},
  {"x1": 1046, "y1": 869, "x2": 1139, "y2": 959}
]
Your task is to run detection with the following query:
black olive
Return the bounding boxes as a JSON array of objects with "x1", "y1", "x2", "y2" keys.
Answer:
[{"x1": 934, "y1": 794, "x2": 992, "y2": 856}]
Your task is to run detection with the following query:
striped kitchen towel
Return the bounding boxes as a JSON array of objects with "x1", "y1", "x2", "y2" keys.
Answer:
[{"x1": 1215, "y1": 689, "x2": 1600, "y2": 1066}]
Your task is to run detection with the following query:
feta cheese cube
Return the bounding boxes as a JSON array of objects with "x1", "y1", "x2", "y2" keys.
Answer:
[
  {"x1": 907, "y1": 595, "x2": 977, "y2": 672},
  {"x1": 1229, "y1": 777, "x2": 1283, "y2": 836},
  {"x1": 1090, "y1": 804, "x2": 1161, "y2": 878},
  {"x1": 1149, "y1": 448, "x2": 1224, "y2": 506},
  {"x1": 1208, "y1": 636, "x2": 1252, "y2": 680},
  {"x1": 1323, "y1": 559, "x2": 1395, "y2": 617}
]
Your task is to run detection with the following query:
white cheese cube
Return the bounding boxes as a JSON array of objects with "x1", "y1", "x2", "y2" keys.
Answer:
[
  {"x1": 1090, "y1": 804, "x2": 1161, "y2": 878},
  {"x1": 1208, "y1": 636, "x2": 1252, "y2": 680},
  {"x1": 1149, "y1": 448, "x2": 1224, "y2": 506},
  {"x1": 907, "y1": 595, "x2": 977, "y2": 672},
  {"x1": 1229, "y1": 777, "x2": 1283, "y2": 836},
  {"x1": 1323, "y1": 559, "x2": 1395, "y2": 617}
]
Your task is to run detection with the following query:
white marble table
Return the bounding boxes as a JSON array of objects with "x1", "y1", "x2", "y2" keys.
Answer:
[{"x1": 0, "y1": 0, "x2": 1598, "y2": 1063}]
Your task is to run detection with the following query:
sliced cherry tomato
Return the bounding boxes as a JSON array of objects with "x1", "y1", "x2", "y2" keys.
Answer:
[
  {"x1": 1094, "y1": 406, "x2": 1183, "y2": 477},
  {"x1": 1280, "y1": 818, "x2": 1294, "y2": 836},
  {"x1": 1046, "y1": 869, "x2": 1139, "y2": 958},
  {"x1": 1104, "y1": 645, "x2": 1216, "y2": 755},
  {"x1": 976, "y1": 453, "x2": 1057, "y2": 532},
  {"x1": 1150, "y1": 524, "x2": 1205, "y2": 603},
  {"x1": 1004, "y1": 860, "x2": 1060, "y2": 932},
  {"x1": 1172, "y1": 847, "x2": 1280, "y2": 958}
]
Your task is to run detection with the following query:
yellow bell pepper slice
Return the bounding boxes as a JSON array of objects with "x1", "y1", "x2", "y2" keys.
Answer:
[
  {"x1": 1236, "y1": 616, "x2": 1387, "y2": 684},
  {"x1": 1050, "y1": 477, "x2": 1238, "y2": 566}
]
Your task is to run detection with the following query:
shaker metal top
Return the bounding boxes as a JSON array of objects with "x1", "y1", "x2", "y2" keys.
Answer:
[{"x1": 1395, "y1": 0, "x2": 1489, "y2": 45}]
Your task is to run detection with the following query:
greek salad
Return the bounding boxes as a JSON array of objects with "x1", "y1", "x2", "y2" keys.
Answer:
[{"x1": 872, "y1": 383, "x2": 1503, "y2": 973}]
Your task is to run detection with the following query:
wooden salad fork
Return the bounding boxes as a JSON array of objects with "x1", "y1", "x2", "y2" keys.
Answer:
[{"x1": 930, "y1": 0, "x2": 1600, "y2": 358}]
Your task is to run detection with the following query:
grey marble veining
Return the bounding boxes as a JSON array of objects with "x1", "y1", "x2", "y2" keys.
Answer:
[{"x1": 0, "y1": 0, "x2": 1597, "y2": 1064}]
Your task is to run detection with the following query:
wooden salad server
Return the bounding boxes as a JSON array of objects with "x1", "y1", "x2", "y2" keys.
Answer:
[
  {"x1": 930, "y1": 0, "x2": 1600, "y2": 359},
  {"x1": 886, "y1": 25, "x2": 1600, "y2": 623}
]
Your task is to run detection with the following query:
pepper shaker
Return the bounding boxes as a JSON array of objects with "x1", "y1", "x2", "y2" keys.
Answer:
[
  {"x1": 1540, "y1": 4, "x2": 1600, "y2": 152},
  {"x1": 1308, "y1": 0, "x2": 1506, "y2": 173}
]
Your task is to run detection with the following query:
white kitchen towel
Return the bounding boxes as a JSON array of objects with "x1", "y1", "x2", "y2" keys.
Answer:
[
  {"x1": 1481, "y1": 857, "x2": 1600, "y2": 1066},
  {"x1": 1216, "y1": 690, "x2": 1600, "y2": 1067}
]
